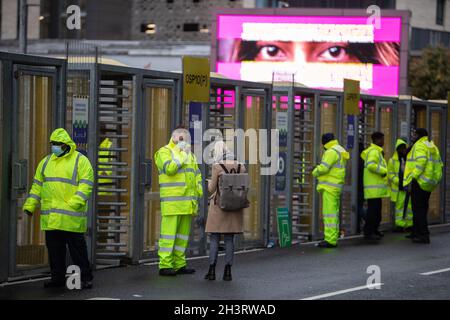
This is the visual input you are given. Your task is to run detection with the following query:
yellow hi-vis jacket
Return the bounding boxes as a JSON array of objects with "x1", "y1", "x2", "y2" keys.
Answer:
[
  {"x1": 155, "y1": 139, "x2": 203, "y2": 216},
  {"x1": 23, "y1": 128, "x2": 94, "y2": 233},
  {"x1": 387, "y1": 139, "x2": 407, "y2": 202},
  {"x1": 312, "y1": 140, "x2": 350, "y2": 194},
  {"x1": 361, "y1": 143, "x2": 389, "y2": 199},
  {"x1": 404, "y1": 136, "x2": 443, "y2": 192}
]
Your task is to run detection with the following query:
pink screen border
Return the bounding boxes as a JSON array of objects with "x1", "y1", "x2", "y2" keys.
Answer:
[
  {"x1": 215, "y1": 14, "x2": 403, "y2": 96},
  {"x1": 217, "y1": 15, "x2": 402, "y2": 42}
]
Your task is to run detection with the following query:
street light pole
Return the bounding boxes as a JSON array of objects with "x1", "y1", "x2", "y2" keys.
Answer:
[{"x1": 19, "y1": 0, "x2": 28, "y2": 54}]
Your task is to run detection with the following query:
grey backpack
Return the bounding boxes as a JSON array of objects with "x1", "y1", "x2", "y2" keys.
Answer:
[{"x1": 215, "y1": 164, "x2": 250, "y2": 211}]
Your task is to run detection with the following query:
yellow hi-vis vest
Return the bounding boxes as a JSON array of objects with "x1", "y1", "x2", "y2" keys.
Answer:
[
  {"x1": 312, "y1": 140, "x2": 350, "y2": 194},
  {"x1": 404, "y1": 136, "x2": 443, "y2": 192},
  {"x1": 23, "y1": 128, "x2": 94, "y2": 233},
  {"x1": 155, "y1": 139, "x2": 203, "y2": 216},
  {"x1": 387, "y1": 139, "x2": 407, "y2": 202},
  {"x1": 361, "y1": 143, "x2": 389, "y2": 199}
]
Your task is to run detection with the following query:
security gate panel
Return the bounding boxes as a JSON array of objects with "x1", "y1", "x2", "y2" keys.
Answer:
[
  {"x1": 11, "y1": 68, "x2": 56, "y2": 277},
  {"x1": 138, "y1": 81, "x2": 175, "y2": 261}
]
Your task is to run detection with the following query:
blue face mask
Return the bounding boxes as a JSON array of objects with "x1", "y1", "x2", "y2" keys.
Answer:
[{"x1": 51, "y1": 145, "x2": 64, "y2": 156}]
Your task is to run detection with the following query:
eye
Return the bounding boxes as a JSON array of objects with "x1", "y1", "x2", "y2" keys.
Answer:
[
  {"x1": 256, "y1": 45, "x2": 287, "y2": 61},
  {"x1": 318, "y1": 46, "x2": 350, "y2": 62}
]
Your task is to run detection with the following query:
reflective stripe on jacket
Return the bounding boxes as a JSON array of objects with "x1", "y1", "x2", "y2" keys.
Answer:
[
  {"x1": 361, "y1": 143, "x2": 389, "y2": 199},
  {"x1": 312, "y1": 140, "x2": 349, "y2": 194},
  {"x1": 23, "y1": 128, "x2": 94, "y2": 233},
  {"x1": 155, "y1": 139, "x2": 203, "y2": 216},
  {"x1": 404, "y1": 136, "x2": 443, "y2": 192}
]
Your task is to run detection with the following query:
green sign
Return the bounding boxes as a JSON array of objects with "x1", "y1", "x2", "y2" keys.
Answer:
[{"x1": 277, "y1": 207, "x2": 292, "y2": 248}]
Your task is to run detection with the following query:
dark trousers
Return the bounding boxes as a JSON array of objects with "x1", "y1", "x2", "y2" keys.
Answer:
[
  {"x1": 209, "y1": 233, "x2": 235, "y2": 266},
  {"x1": 411, "y1": 180, "x2": 431, "y2": 238},
  {"x1": 45, "y1": 230, "x2": 93, "y2": 283},
  {"x1": 364, "y1": 198, "x2": 382, "y2": 236}
]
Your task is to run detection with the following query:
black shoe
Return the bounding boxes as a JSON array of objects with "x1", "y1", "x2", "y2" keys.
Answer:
[
  {"x1": 44, "y1": 279, "x2": 65, "y2": 288},
  {"x1": 364, "y1": 234, "x2": 381, "y2": 241},
  {"x1": 176, "y1": 267, "x2": 196, "y2": 275},
  {"x1": 204, "y1": 264, "x2": 216, "y2": 281},
  {"x1": 316, "y1": 240, "x2": 337, "y2": 248},
  {"x1": 375, "y1": 231, "x2": 384, "y2": 238},
  {"x1": 159, "y1": 268, "x2": 177, "y2": 276},
  {"x1": 405, "y1": 233, "x2": 415, "y2": 239},
  {"x1": 82, "y1": 281, "x2": 93, "y2": 289},
  {"x1": 412, "y1": 237, "x2": 430, "y2": 244},
  {"x1": 223, "y1": 265, "x2": 232, "y2": 281}
]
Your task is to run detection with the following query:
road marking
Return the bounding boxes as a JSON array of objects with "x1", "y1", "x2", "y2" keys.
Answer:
[
  {"x1": 420, "y1": 268, "x2": 450, "y2": 276},
  {"x1": 300, "y1": 283, "x2": 384, "y2": 300},
  {"x1": 87, "y1": 297, "x2": 120, "y2": 300}
]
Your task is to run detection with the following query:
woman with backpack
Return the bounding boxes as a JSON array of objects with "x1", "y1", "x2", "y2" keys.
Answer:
[{"x1": 204, "y1": 140, "x2": 247, "y2": 281}]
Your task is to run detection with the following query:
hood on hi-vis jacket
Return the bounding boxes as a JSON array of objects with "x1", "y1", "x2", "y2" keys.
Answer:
[
  {"x1": 50, "y1": 128, "x2": 77, "y2": 156},
  {"x1": 360, "y1": 143, "x2": 382, "y2": 161},
  {"x1": 395, "y1": 138, "x2": 407, "y2": 150},
  {"x1": 393, "y1": 139, "x2": 407, "y2": 159},
  {"x1": 325, "y1": 140, "x2": 350, "y2": 160},
  {"x1": 424, "y1": 139, "x2": 439, "y2": 155}
]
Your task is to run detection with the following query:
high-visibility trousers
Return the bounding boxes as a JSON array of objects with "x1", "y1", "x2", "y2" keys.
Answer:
[
  {"x1": 158, "y1": 214, "x2": 192, "y2": 270},
  {"x1": 322, "y1": 190, "x2": 341, "y2": 246},
  {"x1": 395, "y1": 190, "x2": 413, "y2": 228}
]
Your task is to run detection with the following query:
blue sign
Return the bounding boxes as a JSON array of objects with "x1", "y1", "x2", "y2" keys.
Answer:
[
  {"x1": 189, "y1": 102, "x2": 202, "y2": 145},
  {"x1": 275, "y1": 152, "x2": 287, "y2": 192}
]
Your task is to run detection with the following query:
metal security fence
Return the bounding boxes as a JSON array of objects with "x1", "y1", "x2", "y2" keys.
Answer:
[{"x1": 1, "y1": 51, "x2": 449, "y2": 283}]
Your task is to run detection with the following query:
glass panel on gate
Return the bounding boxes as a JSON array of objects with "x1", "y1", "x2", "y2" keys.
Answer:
[
  {"x1": 243, "y1": 95, "x2": 263, "y2": 242},
  {"x1": 318, "y1": 100, "x2": 338, "y2": 236},
  {"x1": 428, "y1": 111, "x2": 442, "y2": 222},
  {"x1": 143, "y1": 87, "x2": 171, "y2": 252},
  {"x1": 16, "y1": 74, "x2": 53, "y2": 269}
]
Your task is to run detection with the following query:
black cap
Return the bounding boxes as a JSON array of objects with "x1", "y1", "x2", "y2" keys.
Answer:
[
  {"x1": 322, "y1": 133, "x2": 335, "y2": 145},
  {"x1": 415, "y1": 128, "x2": 428, "y2": 138}
]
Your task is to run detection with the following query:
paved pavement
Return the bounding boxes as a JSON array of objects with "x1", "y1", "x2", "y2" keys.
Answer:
[{"x1": 1, "y1": 225, "x2": 450, "y2": 300}]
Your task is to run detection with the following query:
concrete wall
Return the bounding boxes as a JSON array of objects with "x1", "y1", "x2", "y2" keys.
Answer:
[
  {"x1": 129, "y1": 0, "x2": 243, "y2": 41},
  {"x1": 396, "y1": 0, "x2": 450, "y2": 32}
]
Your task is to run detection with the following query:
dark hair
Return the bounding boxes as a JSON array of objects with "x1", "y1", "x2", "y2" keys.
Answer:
[
  {"x1": 371, "y1": 131, "x2": 384, "y2": 142},
  {"x1": 415, "y1": 128, "x2": 428, "y2": 138}
]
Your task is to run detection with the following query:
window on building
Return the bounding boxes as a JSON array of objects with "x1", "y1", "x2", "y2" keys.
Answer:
[
  {"x1": 411, "y1": 28, "x2": 430, "y2": 50},
  {"x1": 436, "y1": 0, "x2": 445, "y2": 25},
  {"x1": 183, "y1": 23, "x2": 199, "y2": 32},
  {"x1": 141, "y1": 23, "x2": 156, "y2": 34}
]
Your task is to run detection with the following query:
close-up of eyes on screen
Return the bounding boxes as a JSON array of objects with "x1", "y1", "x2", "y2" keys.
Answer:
[{"x1": 216, "y1": 15, "x2": 402, "y2": 96}]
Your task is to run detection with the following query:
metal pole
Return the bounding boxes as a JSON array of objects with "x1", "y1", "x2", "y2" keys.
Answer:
[{"x1": 19, "y1": 0, "x2": 28, "y2": 54}]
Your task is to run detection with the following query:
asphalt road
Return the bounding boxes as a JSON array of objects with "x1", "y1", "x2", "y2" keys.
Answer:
[{"x1": 1, "y1": 225, "x2": 450, "y2": 300}]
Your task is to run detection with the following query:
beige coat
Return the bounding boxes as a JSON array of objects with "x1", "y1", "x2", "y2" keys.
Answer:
[{"x1": 205, "y1": 161, "x2": 245, "y2": 234}]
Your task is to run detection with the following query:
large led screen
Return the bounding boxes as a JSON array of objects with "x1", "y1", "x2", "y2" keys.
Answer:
[{"x1": 216, "y1": 15, "x2": 403, "y2": 96}]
